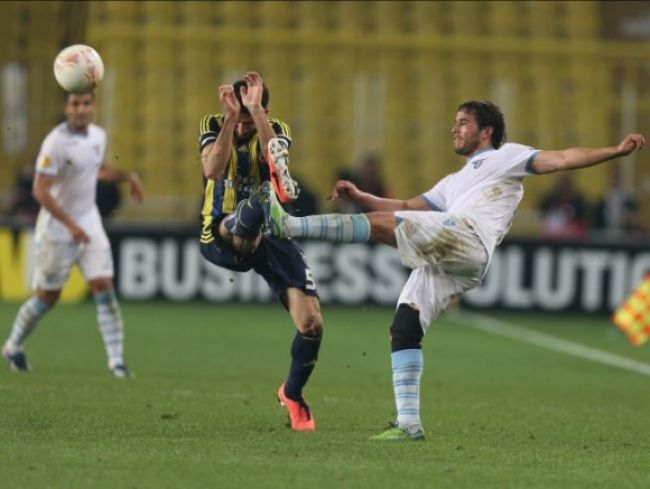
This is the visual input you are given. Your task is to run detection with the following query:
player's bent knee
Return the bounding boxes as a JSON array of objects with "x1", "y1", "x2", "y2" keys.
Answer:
[
  {"x1": 390, "y1": 303, "x2": 423, "y2": 352},
  {"x1": 37, "y1": 289, "x2": 61, "y2": 306},
  {"x1": 299, "y1": 313, "x2": 323, "y2": 337},
  {"x1": 89, "y1": 278, "x2": 114, "y2": 295},
  {"x1": 367, "y1": 212, "x2": 398, "y2": 247}
]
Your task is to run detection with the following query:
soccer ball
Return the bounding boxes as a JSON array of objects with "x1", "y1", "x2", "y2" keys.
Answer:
[{"x1": 53, "y1": 44, "x2": 104, "y2": 94}]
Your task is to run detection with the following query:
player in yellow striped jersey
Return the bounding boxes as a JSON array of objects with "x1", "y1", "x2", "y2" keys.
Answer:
[{"x1": 198, "y1": 72, "x2": 321, "y2": 431}]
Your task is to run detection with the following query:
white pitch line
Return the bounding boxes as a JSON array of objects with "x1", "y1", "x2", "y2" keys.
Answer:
[{"x1": 447, "y1": 311, "x2": 650, "y2": 378}]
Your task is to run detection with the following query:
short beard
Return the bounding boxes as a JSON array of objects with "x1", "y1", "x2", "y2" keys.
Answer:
[
  {"x1": 454, "y1": 142, "x2": 478, "y2": 156},
  {"x1": 454, "y1": 145, "x2": 475, "y2": 156}
]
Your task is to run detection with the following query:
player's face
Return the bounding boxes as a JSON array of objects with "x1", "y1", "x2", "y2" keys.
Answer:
[
  {"x1": 65, "y1": 93, "x2": 95, "y2": 131},
  {"x1": 451, "y1": 110, "x2": 488, "y2": 157},
  {"x1": 235, "y1": 115, "x2": 256, "y2": 139}
]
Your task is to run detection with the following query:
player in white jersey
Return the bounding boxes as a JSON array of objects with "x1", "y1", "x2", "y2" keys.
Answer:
[
  {"x1": 2, "y1": 92, "x2": 144, "y2": 378},
  {"x1": 262, "y1": 100, "x2": 645, "y2": 440}
]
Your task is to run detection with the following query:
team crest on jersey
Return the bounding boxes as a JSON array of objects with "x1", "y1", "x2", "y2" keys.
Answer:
[
  {"x1": 38, "y1": 156, "x2": 51, "y2": 169},
  {"x1": 471, "y1": 158, "x2": 486, "y2": 169}
]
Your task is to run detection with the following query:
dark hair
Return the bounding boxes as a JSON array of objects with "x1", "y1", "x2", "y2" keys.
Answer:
[
  {"x1": 457, "y1": 100, "x2": 506, "y2": 149},
  {"x1": 233, "y1": 79, "x2": 269, "y2": 115},
  {"x1": 64, "y1": 91, "x2": 95, "y2": 102}
]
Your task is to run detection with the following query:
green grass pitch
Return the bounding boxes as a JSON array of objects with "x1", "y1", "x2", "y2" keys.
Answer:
[{"x1": 2, "y1": 301, "x2": 650, "y2": 489}]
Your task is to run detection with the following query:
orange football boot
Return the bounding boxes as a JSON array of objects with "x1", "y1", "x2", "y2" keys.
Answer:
[{"x1": 277, "y1": 382, "x2": 316, "y2": 431}]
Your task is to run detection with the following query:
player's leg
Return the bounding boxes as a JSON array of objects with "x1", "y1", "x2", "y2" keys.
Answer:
[
  {"x1": 2, "y1": 239, "x2": 75, "y2": 372},
  {"x1": 79, "y1": 234, "x2": 131, "y2": 377},
  {"x1": 218, "y1": 183, "x2": 272, "y2": 255},
  {"x1": 284, "y1": 289, "x2": 323, "y2": 396},
  {"x1": 371, "y1": 302, "x2": 425, "y2": 441},
  {"x1": 254, "y1": 238, "x2": 322, "y2": 431},
  {"x1": 267, "y1": 189, "x2": 397, "y2": 245},
  {"x1": 88, "y1": 277, "x2": 131, "y2": 377},
  {"x1": 372, "y1": 266, "x2": 473, "y2": 441},
  {"x1": 375, "y1": 217, "x2": 486, "y2": 439},
  {"x1": 2, "y1": 289, "x2": 59, "y2": 372},
  {"x1": 277, "y1": 289, "x2": 323, "y2": 432}
]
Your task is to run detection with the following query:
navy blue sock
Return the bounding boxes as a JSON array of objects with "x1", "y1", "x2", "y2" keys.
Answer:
[
  {"x1": 284, "y1": 332, "x2": 322, "y2": 400},
  {"x1": 225, "y1": 192, "x2": 265, "y2": 238}
]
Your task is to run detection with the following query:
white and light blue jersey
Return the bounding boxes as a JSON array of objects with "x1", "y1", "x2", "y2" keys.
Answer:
[
  {"x1": 421, "y1": 143, "x2": 539, "y2": 255},
  {"x1": 34, "y1": 122, "x2": 106, "y2": 242}
]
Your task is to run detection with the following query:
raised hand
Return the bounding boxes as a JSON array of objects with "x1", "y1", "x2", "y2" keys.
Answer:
[
  {"x1": 617, "y1": 133, "x2": 646, "y2": 156},
  {"x1": 330, "y1": 180, "x2": 363, "y2": 202},
  {"x1": 219, "y1": 85, "x2": 240, "y2": 117},
  {"x1": 239, "y1": 72, "x2": 264, "y2": 112}
]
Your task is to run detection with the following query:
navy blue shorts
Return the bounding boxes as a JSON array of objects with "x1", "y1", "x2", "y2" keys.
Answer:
[{"x1": 200, "y1": 235, "x2": 318, "y2": 307}]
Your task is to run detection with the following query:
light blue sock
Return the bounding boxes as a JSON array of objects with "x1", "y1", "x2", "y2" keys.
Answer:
[
  {"x1": 94, "y1": 290, "x2": 125, "y2": 369},
  {"x1": 391, "y1": 349, "x2": 424, "y2": 429},
  {"x1": 284, "y1": 214, "x2": 370, "y2": 242},
  {"x1": 4, "y1": 297, "x2": 51, "y2": 351}
]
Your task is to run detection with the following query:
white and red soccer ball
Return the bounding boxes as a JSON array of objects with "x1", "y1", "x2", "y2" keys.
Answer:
[{"x1": 53, "y1": 44, "x2": 104, "y2": 94}]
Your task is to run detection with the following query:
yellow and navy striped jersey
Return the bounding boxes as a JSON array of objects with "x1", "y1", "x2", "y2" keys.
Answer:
[{"x1": 198, "y1": 114, "x2": 292, "y2": 244}]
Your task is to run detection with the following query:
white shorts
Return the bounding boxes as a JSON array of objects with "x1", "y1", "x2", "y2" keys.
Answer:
[
  {"x1": 32, "y1": 233, "x2": 114, "y2": 290},
  {"x1": 393, "y1": 211, "x2": 489, "y2": 330}
]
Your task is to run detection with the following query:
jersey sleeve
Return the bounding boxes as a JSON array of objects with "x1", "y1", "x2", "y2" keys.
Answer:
[
  {"x1": 35, "y1": 132, "x2": 64, "y2": 176},
  {"x1": 198, "y1": 114, "x2": 224, "y2": 152},
  {"x1": 498, "y1": 143, "x2": 541, "y2": 177},
  {"x1": 420, "y1": 175, "x2": 449, "y2": 211},
  {"x1": 97, "y1": 126, "x2": 108, "y2": 161}
]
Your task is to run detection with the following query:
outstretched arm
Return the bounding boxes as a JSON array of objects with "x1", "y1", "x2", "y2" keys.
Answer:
[
  {"x1": 531, "y1": 133, "x2": 645, "y2": 175},
  {"x1": 329, "y1": 180, "x2": 430, "y2": 211}
]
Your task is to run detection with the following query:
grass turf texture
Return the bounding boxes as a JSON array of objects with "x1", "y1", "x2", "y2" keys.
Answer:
[{"x1": 1, "y1": 302, "x2": 650, "y2": 489}]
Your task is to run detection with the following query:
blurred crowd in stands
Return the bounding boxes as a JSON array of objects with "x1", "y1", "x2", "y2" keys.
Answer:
[{"x1": 538, "y1": 167, "x2": 645, "y2": 239}]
